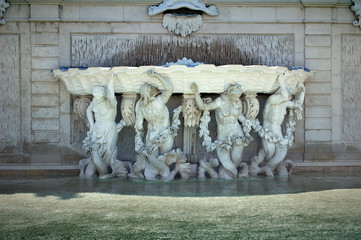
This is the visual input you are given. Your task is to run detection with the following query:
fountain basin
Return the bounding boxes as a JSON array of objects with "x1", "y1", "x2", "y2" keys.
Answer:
[{"x1": 53, "y1": 65, "x2": 313, "y2": 95}]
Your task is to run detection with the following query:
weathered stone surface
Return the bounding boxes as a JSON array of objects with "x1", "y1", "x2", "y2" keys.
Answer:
[
  {"x1": 32, "y1": 119, "x2": 60, "y2": 131},
  {"x1": 32, "y1": 83, "x2": 59, "y2": 94},
  {"x1": 342, "y1": 36, "x2": 361, "y2": 141},
  {"x1": 32, "y1": 95, "x2": 59, "y2": 106},
  {"x1": 32, "y1": 107, "x2": 60, "y2": 119},
  {"x1": 70, "y1": 35, "x2": 295, "y2": 67},
  {"x1": 0, "y1": 35, "x2": 21, "y2": 147},
  {"x1": 32, "y1": 131, "x2": 60, "y2": 143}
]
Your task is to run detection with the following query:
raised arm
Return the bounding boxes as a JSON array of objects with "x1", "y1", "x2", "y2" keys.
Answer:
[
  {"x1": 191, "y1": 82, "x2": 220, "y2": 111},
  {"x1": 266, "y1": 72, "x2": 292, "y2": 105},
  {"x1": 106, "y1": 73, "x2": 117, "y2": 107},
  {"x1": 294, "y1": 82, "x2": 306, "y2": 105},
  {"x1": 148, "y1": 70, "x2": 173, "y2": 104}
]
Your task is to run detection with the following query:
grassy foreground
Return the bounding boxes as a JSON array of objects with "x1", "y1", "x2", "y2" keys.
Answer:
[{"x1": 0, "y1": 189, "x2": 360, "y2": 239}]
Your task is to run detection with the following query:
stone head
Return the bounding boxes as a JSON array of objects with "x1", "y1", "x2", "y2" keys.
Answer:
[
  {"x1": 140, "y1": 83, "x2": 160, "y2": 104},
  {"x1": 92, "y1": 86, "x2": 106, "y2": 100},
  {"x1": 224, "y1": 83, "x2": 242, "y2": 99}
]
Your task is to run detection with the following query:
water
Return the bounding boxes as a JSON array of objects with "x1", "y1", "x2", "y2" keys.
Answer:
[{"x1": 1, "y1": 172, "x2": 361, "y2": 199}]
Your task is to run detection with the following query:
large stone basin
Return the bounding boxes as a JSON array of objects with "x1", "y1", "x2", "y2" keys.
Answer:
[{"x1": 53, "y1": 64, "x2": 313, "y2": 95}]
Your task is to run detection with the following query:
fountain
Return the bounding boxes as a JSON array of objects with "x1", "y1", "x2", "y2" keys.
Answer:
[{"x1": 53, "y1": 60, "x2": 313, "y2": 180}]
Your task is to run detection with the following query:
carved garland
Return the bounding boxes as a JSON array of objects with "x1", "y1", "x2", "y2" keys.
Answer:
[
  {"x1": 251, "y1": 107, "x2": 303, "y2": 147},
  {"x1": 135, "y1": 105, "x2": 183, "y2": 154},
  {"x1": 198, "y1": 98, "x2": 254, "y2": 153}
]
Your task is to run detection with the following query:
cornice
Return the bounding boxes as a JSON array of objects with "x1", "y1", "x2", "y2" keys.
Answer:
[{"x1": 7, "y1": 0, "x2": 354, "y2": 7}]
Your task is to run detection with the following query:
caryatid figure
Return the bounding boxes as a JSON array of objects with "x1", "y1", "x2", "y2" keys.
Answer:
[
  {"x1": 81, "y1": 75, "x2": 127, "y2": 178},
  {"x1": 191, "y1": 82, "x2": 251, "y2": 179},
  {"x1": 131, "y1": 70, "x2": 189, "y2": 180},
  {"x1": 250, "y1": 71, "x2": 306, "y2": 176}
]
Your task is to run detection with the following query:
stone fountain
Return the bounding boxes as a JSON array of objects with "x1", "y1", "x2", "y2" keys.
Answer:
[{"x1": 53, "y1": 60, "x2": 313, "y2": 180}]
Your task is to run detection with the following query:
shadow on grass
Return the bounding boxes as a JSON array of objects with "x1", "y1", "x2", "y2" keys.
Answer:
[{"x1": 1, "y1": 172, "x2": 361, "y2": 199}]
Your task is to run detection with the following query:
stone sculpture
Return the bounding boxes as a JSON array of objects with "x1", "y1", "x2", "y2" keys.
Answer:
[
  {"x1": 148, "y1": 0, "x2": 218, "y2": 37},
  {"x1": 130, "y1": 70, "x2": 190, "y2": 180},
  {"x1": 250, "y1": 71, "x2": 306, "y2": 177},
  {"x1": 79, "y1": 74, "x2": 128, "y2": 178},
  {"x1": 53, "y1": 62, "x2": 313, "y2": 180},
  {"x1": 192, "y1": 82, "x2": 253, "y2": 179}
]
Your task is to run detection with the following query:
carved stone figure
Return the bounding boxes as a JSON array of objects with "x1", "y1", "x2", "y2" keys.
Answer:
[
  {"x1": 192, "y1": 82, "x2": 253, "y2": 179},
  {"x1": 148, "y1": 0, "x2": 218, "y2": 37},
  {"x1": 130, "y1": 70, "x2": 190, "y2": 180},
  {"x1": 250, "y1": 72, "x2": 306, "y2": 177},
  {"x1": 79, "y1": 75, "x2": 127, "y2": 178}
]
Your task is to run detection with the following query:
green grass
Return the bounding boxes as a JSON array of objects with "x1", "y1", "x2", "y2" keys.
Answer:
[{"x1": 1, "y1": 189, "x2": 360, "y2": 239}]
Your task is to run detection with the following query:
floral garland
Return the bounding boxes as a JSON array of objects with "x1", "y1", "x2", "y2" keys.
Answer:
[
  {"x1": 199, "y1": 108, "x2": 254, "y2": 153},
  {"x1": 251, "y1": 107, "x2": 303, "y2": 147},
  {"x1": 135, "y1": 105, "x2": 182, "y2": 154}
]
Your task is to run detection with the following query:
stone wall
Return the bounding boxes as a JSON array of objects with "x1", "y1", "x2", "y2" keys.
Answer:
[{"x1": 1, "y1": 0, "x2": 360, "y2": 172}]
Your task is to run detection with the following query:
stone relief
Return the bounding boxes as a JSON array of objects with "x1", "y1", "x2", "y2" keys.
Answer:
[
  {"x1": 0, "y1": 0, "x2": 9, "y2": 24},
  {"x1": 72, "y1": 97, "x2": 91, "y2": 143},
  {"x1": 148, "y1": 0, "x2": 218, "y2": 37},
  {"x1": 352, "y1": 0, "x2": 361, "y2": 28},
  {"x1": 53, "y1": 61, "x2": 312, "y2": 180}
]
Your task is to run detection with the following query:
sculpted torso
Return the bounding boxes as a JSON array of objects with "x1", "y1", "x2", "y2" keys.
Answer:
[
  {"x1": 138, "y1": 97, "x2": 171, "y2": 143},
  {"x1": 91, "y1": 101, "x2": 116, "y2": 124},
  {"x1": 215, "y1": 97, "x2": 244, "y2": 140},
  {"x1": 263, "y1": 101, "x2": 288, "y2": 137}
]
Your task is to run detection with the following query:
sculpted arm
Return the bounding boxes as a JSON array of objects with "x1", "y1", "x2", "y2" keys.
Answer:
[
  {"x1": 191, "y1": 82, "x2": 220, "y2": 111},
  {"x1": 267, "y1": 72, "x2": 292, "y2": 105},
  {"x1": 286, "y1": 83, "x2": 306, "y2": 109},
  {"x1": 148, "y1": 70, "x2": 173, "y2": 104},
  {"x1": 106, "y1": 74, "x2": 117, "y2": 107}
]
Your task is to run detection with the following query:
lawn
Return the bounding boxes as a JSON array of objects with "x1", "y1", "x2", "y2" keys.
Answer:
[{"x1": 0, "y1": 189, "x2": 360, "y2": 239}]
